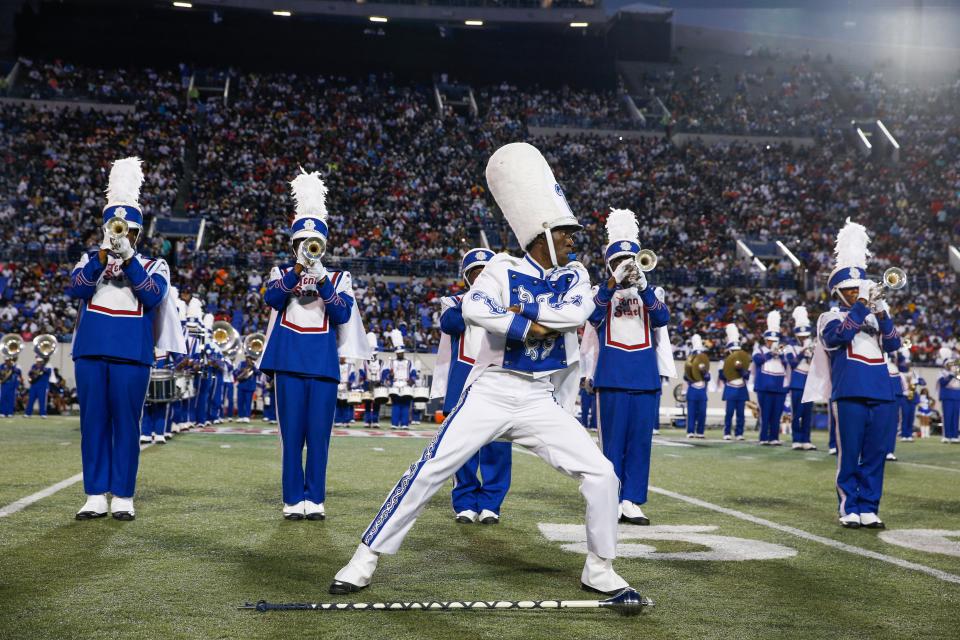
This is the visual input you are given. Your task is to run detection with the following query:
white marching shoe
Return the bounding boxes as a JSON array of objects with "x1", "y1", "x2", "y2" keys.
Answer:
[
  {"x1": 139, "y1": 435, "x2": 152, "y2": 444},
  {"x1": 723, "y1": 434, "x2": 732, "y2": 441},
  {"x1": 283, "y1": 501, "x2": 306, "y2": 521},
  {"x1": 75, "y1": 494, "x2": 108, "y2": 520},
  {"x1": 153, "y1": 434, "x2": 166, "y2": 444},
  {"x1": 829, "y1": 447, "x2": 838, "y2": 455},
  {"x1": 478, "y1": 509, "x2": 500, "y2": 525},
  {"x1": 111, "y1": 496, "x2": 135, "y2": 521},
  {"x1": 791, "y1": 442, "x2": 803, "y2": 450},
  {"x1": 859, "y1": 513, "x2": 885, "y2": 529},
  {"x1": 455, "y1": 509, "x2": 478, "y2": 524},
  {"x1": 885, "y1": 452, "x2": 897, "y2": 461},
  {"x1": 330, "y1": 544, "x2": 380, "y2": 594},
  {"x1": 580, "y1": 552, "x2": 629, "y2": 595},
  {"x1": 839, "y1": 513, "x2": 861, "y2": 529},
  {"x1": 620, "y1": 500, "x2": 650, "y2": 525},
  {"x1": 304, "y1": 501, "x2": 326, "y2": 521}
]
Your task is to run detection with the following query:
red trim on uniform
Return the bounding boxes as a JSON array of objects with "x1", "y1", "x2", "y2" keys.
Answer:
[
  {"x1": 846, "y1": 339, "x2": 884, "y2": 364},
  {"x1": 85, "y1": 300, "x2": 144, "y2": 317},
  {"x1": 604, "y1": 302, "x2": 651, "y2": 351},
  {"x1": 456, "y1": 334, "x2": 476, "y2": 365},
  {"x1": 279, "y1": 269, "x2": 341, "y2": 334}
]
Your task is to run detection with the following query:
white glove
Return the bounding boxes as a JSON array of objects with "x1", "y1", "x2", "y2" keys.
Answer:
[
  {"x1": 857, "y1": 280, "x2": 876, "y2": 302},
  {"x1": 296, "y1": 242, "x2": 318, "y2": 269},
  {"x1": 114, "y1": 236, "x2": 135, "y2": 261},
  {"x1": 99, "y1": 230, "x2": 113, "y2": 252},
  {"x1": 873, "y1": 299, "x2": 890, "y2": 316},
  {"x1": 308, "y1": 261, "x2": 329, "y2": 283},
  {"x1": 631, "y1": 270, "x2": 648, "y2": 291},
  {"x1": 612, "y1": 260, "x2": 639, "y2": 286}
]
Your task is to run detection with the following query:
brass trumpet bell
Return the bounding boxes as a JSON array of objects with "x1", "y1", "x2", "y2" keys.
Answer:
[
  {"x1": 242, "y1": 333, "x2": 266, "y2": 359},
  {"x1": 635, "y1": 249, "x2": 658, "y2": 273},
  {"x1": 882, "y1": 267, "x2": 907, "y2": 290},
  {"x1": 105, "y1": 216, "x2": 129, "y2": 240},
  {"x1": 303, "y1": 237, "x2": 326, "y2": 262},
  {"x1": 211, "y1": 321, "x2": 240, "y2": 358},
  {"x1": 33, "y1": 334, "x2": 58, "y2": 358},
  {"x1": 0, "y1": 334, "x2": 23, "y2": 359}
]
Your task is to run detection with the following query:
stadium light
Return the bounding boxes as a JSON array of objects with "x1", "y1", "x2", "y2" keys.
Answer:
[
  {"x1": 752, "y1": 257, "x2": 767, "y2": 272},
  {"x1": 856, "y1": 127, "x2": 872, "y2": 149},
  {"x1": 172, "y1": 1, "x2": 192, "y2": 7},
  {"x1": 876, "y1": 120, "x2": 900, "y2": 150},
  {"x1": 465, "y1": 20, "x2": 484, "y2": 26},
  {"x1": 570, "y1": 22, "x2": 589, "y2": 28},
  {"x1": 273, "y1": 10, "x2": 292, "y2": 17},
  {"x1": 775, "y1": 240, "x2": 801, "y2": 268},
  {"x1": 369, "y1": 16, "x2": 388, "y2": 23}
]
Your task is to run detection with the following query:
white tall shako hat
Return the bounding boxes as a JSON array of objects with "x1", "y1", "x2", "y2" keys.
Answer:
[
  {"x1": 763, "y1": 310, "x2": 782, "y2": 343},
  {"x1": 103, "y1": 157, "x2": 145, "y2": 230},
  {"x1": 792, "y1": 306, "x2": 812, "y2": 338},
  {"x1": 604, "y1": 208, "x2": 641, "y2": 272},
  {"x1": 389, "y1": 328, "x2": 404, "y2": 354},
  {"x1": 724, "y1": 323, "x2": 741, "y2": 350},
  {"x1": 690, "y1": 334, "x2": 705, "y2": 354},
  {"x1": 938, "y1": 346, "x2": 955, "y2": 367},
  {"x1": 289, "y1": 168, "x2": 329, "y2": 244},
  {"x1": 485, "y1": 142, "x2": 582, "y2": 267},
  {"x1": 828, "y1": 218, "x2": 872, "y2": 295},
  {"x1": 366, "y1": 331, "x2": 379, "y2": 355}
]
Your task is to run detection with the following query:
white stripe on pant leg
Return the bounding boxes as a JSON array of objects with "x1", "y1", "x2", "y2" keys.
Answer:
[{"x1": 833, "y1": 400, "x2": 848, "y2": 517}]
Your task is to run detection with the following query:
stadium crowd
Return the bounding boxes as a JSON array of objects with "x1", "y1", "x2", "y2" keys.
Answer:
[{"x1": 0, "y1": 60, "x2": 957, "y2": 362}]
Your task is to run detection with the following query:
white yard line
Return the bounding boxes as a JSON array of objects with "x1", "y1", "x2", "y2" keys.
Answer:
[
  {"x1": 896, "y1": 461, "x2": 960, "y2": 474},
  {"x1": 0, "y1": 443, "x2": 153, "y2": 519},
  {"x1": 648, "y1": 486, "x2": 960, "y2": 585}
]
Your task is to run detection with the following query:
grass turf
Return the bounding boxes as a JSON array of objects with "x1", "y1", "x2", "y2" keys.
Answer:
[{"x1": 1, "y1": 418, "x2": 959, "y2": 639}]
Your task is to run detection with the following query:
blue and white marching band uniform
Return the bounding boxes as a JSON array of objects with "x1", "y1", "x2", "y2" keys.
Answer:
[
  {"x1": 334, "y1": 143, "x2": 628, "y2": 596},
  {"x1": 433, "y1": 249, "x2": 513, "y2": 524},
  {"x1": 580, "y1": 209, "x2": 671, "y2": 525},
  {"x1": 937, "y1": 346, "x2": 960, "y2": 443},
  {"x1": 221, "y1": 358, "x2": 235, "y2": 421},
  {"x1": 385, "y1": 351, "x2": 417, "y2": 430},
  {"x1": 753, "y1": 310, "x2": 789, "y2": 445},
  {"x1": 804, "y1": 219, "x2": 901, "y2": 528},
  {"x1": 234, "y1": 355, "x2": 259, "y2": 423},
  {"x1": 334, "y1": 358, "x2": 355, "y2": 427},
  {"x1": 785, "y1": 306, "x2": 815, "y2": 450},
  {"x1": 67, "y1": 157, "x2": 184, "y2": 520},
  {"x1": 0, "y1": 358, "x2": 22, "y2": 417},
  {"x1": 24, "y1": 357, "x2": 53, "y2": 418},
  {"x1": 896, "y1": 348, "x2": 920, "y2": 442},
  {"x1": 360, "y1": 351, "x2": 382, "y2": 427},
  {"x1": 684, "y1": 335, "x2": 709, "y2": 438},
  {"x1": 140, "y1": 349, "x2": 173, "y2": 444},
  {"x1": 257, "y1": 169, "x2": 370, "y2": 520},
  {"x1": 716, "y1": 324, "x2": 749, "y2": 440}
]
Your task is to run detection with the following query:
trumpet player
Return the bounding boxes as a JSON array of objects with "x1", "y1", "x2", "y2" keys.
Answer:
[
  {"x1": 805, "y1": 219, "x2": 901, "y2": 529},
  {"x1": 234, "y1": 348, "x2": 259, "y2": 423},
  {"x1": 0, "y1": 353, "x2": 22, "y2": 417},
  {"x1": 685, "y1": 335, "x2": 710, "y2": 439},
  {"x1": 753, "y1": 310, "x2": 789, "y2": 446},
  {"x1": 66, "y1": 157, "x2": 183, "y2": 521},
  {"x1": 937, "y1": 346, "x2": 960, "y2": 443},
  {"x1": 258, "y1": 169, "x2": 369, "y2": 521},
  {"x1": 785, "y1": 306, "x2": 816, "y2": 450},
  {"x1": 717, "y1": 324, "x2": 749, "y2": 441},
  {"x1": 583, "y1": 208, "x2": 670, "y2": 525},
  {"x1": 24, "y1": 354, "x2": 53, "y2": 419},
  {"x1": 896, "y1": 347, "x2": 921, "y2": 442}
]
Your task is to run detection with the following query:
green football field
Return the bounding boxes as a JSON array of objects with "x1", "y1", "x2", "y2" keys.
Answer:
[{"x1": 2, "y1": 417, "x2": 959, "y2": 640}]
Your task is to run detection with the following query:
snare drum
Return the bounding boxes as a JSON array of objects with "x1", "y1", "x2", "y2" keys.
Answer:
[
  {"x1": 399, "y1": 385, "x2": 414, "y2": 400},
  {"x1": 414, "y1": 401, "x2": 427, "y2": 411},
  {"x1": 147, "y1": 369, "x2": 176, "y2": 403},
  {"x1": 374, "y1": 387, "x2": 390, "y2": 405},
  {"x1": 412, "y1": 386, "x2": 429, "y2": 403},
  {"x1": 361, "y1": 391, "x2": 374, "y2": 403},
  {"x1": 337, "y1": 383, "x2": 349, "y2": 402},
  {"x1": 388, "y1": 385, "x2": 402, "y2": 399},
  {"x1": 347, "y1": 391, "x2": 363, "y2": 405}
]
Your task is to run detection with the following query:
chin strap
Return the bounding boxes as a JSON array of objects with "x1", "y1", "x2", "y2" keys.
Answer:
[{"x1": 542, "y1": 224, "x2": 559, "y2": 269}]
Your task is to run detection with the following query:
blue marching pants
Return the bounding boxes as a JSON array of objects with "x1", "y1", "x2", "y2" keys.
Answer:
[
  {"x1": 363, "y1": 401, "x2": 378, "y2": 426},
  {"x1": 597, "y1": 389, "x2": 657, "y2": 505},
  {"x1": 140, "y1": 402, "x2": 168, "y2": 437},
  {"x1": 25, "y1": 381, "x2": 49, "y2": 417},
  {"x1": 0, "y1": 381, "x2": 18, "y2": 415},
  {"x1": 833, "y1": 399, "x2": 896, "y2": 516},
  {"x1": 757, "y1": 391, "x2": 786, "y2": 442},
  {"x1": 686, "y1": 393, "x2": 707, "y2": 435},
  {"x1": 391, "y1": 399, "x2": 412, "y2": 428},
  {"x1": 790, "y1": 389, "x2": 813, "y2": 444},
  {"x1": 724, "y1": 399, "x2": 746, "y2": 437},
  {"x1": 223, "y1": 382, "x2": 234, "y2": 420},
  {"x1": 335, "y1": 401, "x2": 353, "y2": 425},
  {"x1": 75, "y1": 358, "x2": 150, "y2": 498},
  {"x1": 942, "y1": 399, "x2": 960, "y2": 440},
  {"x1": 579, "y1": 389, "x2": 596, "y2": 429},
  {"x1": 829, "y1": 403, "x2": 837, "y2": 450},
  {"x1": 263, "y1": 387, "x2": 276, "y2": 421},
  {"x1": 275, "y1": 373, "x2": 337, "y2": 505},
  {"x1": 237, "y1": 388, "x2": 254, "y2": 419},
  {"x1": 897, "y1": 396, "x2": 916, "y2": 439},
  {"x1": 195, "y1": 376, "x2": 213, "y2": 424},
  {"x1": 451, "y1": 441, "x2": 513, "y2": 515}
]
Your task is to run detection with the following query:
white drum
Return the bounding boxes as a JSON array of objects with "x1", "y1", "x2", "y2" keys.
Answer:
[
  {"x1": 412, "y1": 386, "x2": 429, "y2": 403},
  {"x1": 373, "y1": 387, "x2": 390, "y2": 405},
  {"x1": 337, "y1": 383, "x2": 349, "y2": 402},
  {"x1": 399, "y1": 385, "x2": 414, "y2": 400},
  {"x1": 414, "y1": 401, "x2": 427, "y2": 411},
  {"x1": 347, "y1": 391, "x2": 363, "y2": 405},
  {"x1": 388, "y1": 385, "x2": 402, "y2": 399}
]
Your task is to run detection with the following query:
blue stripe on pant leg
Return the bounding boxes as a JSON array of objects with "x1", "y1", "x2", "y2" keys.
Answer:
[{"x1": 362, "y1": 386, "x2": 472, "y2": 547}]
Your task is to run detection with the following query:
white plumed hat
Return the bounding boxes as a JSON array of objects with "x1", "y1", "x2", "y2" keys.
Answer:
[
  {"x1": 690, "y1": 334, "x2": 705, "y2": 353},
  {"x1": 724, "y1": 324, "x2": 741, "y2": 350},
  {"x1": 485, "y1": 143, "x2": 580, "y2": 264},
  {"x1": 792, "y1": 306, "x2": 812, "y2": 337},
  {"x1": 289, "y1": 168, "x2": 329, "y2": 242},
  {"x1": 389, "y1": 328, "x2": 404, "y2": 352},
  {"x1": 828, "y1": 218, "x2": 872, "y2": 293},
  {"x1": 764, "y1": 310, "x2": 782, "y2": 342},
  {"x1": 103, "y1": 157, "x2": 145, "y2": 229},
  {"x1": 186, "y1": 298, "x2": 203, "y2": 320},
  {"x1": 604, "y1": 208, "x2": 641, "y2": 264},
  {"x1": 366, "y1": 331, "x2": 379, "y2": 353}
]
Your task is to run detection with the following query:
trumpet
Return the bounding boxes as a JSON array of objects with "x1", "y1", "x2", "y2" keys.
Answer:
[
  {"x1": 868, "y1": 267, "x2": 908, "y2": 314},
  {"x1": 211, "y1": 321, "x2": 240, "y2": 359},
  {"x1": 635, "y1": 249, "x2": 657, "y2": 273},
  {"x1": 105, "y1": 216, "x2": 129, "y2": 243},
  {"x1": 242, "y1": 333, "x2": 266, "y2": 359},
  {"x1": 302, "y1": 237, "x2": 326, "y2": 263}
]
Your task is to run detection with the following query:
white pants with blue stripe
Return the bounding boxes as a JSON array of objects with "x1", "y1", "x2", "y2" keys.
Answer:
[{"x1": 360, "y1": 369, "x2": 621, "y2": 559}]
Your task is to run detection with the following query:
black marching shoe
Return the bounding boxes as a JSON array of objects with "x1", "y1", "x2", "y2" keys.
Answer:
[{"x1": 329, "y1": 580, "x2": 365, "y2": 595}]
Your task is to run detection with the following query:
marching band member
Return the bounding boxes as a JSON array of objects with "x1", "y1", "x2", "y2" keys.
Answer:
[
  {"x1": 0, "y1": 355, "x2": 22, "y2": 417},
  {"x1": 258, "y1": 169, "x2": 370, "y2": 521},
  {"x1": 753, "y1": 310, "x2": 788, "y2": 446},
  {"x1": 803, "y1": 219, "x2": 901, "y2": 529},
  {"x1": 432, "y1": 248, "x2": 513, "y2": 525},
  {"x1": 260, "y1": 373, "x2": 276, "y2": 423},
  {"x1": 937, "y1": 346, "x2": 960, "y2": 443},
  {"x1": 581, "y1": 208, "x2": 670, "y2": 526},
  {"x1": 652, "y1": 287, "x2": 672, "y2": 436},
  {"x1": 211, "y1": 345, "x2": 226, "y2": 425},
  {"x1": 897, "y1": 348, "x2": 920, "y2": 442},
  {"x1": 335, "y1": 357, "x2": 354, "y2": 428},
  {"x1": 140, "y1": 348, "x2": 172, "y2": 444},
  {"x1": 786, "y1": 306, "x2": 816, "y2": 450},
  {"x1": 411, "y1": 357, "x2": 425, "y2": 426},
  {"x1": 221, "y1": 356, "x2": 235, "y2": 422},
  {"x1": 66, "y1": 157, "x2": 184, "y2": 521},
  {"x1": 884, "y1": 351, "x2": 906, "y2": 461},
  {"x1": 684, "y1": 335, "x2": 709, "y2": 439},
  {"x1": 718, "y1": 324, "x2": 749, "y2": 441},
  {"x1": 385, "y1": 346, "x2": 417, "y2": 431},
  {"x1": 234, "y1": 349, "x2": 259, "y2": 423},
  {"x1": 24, "y1": 354, "x2": 53, "y2": 418},
  {"x1": 332, "y1": 143, "x2": 630, "y2": 597},
  {"x1": 579, "y1": 378, "x2": 597, "y2": 430},
  {"x1": 360, "y1": 339, "x2": 383, "y2": 428}
]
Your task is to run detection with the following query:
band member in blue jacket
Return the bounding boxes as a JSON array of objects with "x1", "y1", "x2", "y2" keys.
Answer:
[
  {"x1": 896, "y1": 348, "x2": 920, "y2": 442},
  {"x1": 753, "y1": 310, "x2": 788, "y2": 446},
  {"x1": 234, "y1": 349, "x2": 259, "y2": 423},
  {"x1": 785, "y1": 306, "x2": 816, "y2": 450},
  {"x1": 937, "y1": 346, "x2": 960, "y2": 443},
  {"x1": 0, "y1": 355, "x2": 22, "y2": 417},
  {"x1": 685, "y1": 335, "x2": 709, "y2": 439},
  {"x1": 718, "y1": 324, "x2": 749, "y2": 441},
  {"x1": 66, "y1": 157, "x2": 182, "y2": 521},
  {"x1": 24, "y1": 354, "x2": 53, "y2": 418},
  {"x1": 258, "y1": 169, "x2": 368, "y2": 521},
  {"x1": 808, "y1": 219, "x2": 902, "y2": 529},
  {"x1": 586, "y1": 208, "x2": 670, "y2": 525}
]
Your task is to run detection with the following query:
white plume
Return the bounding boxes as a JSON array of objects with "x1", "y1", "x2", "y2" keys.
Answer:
[
  {"x1": 792, "y1": 306, "x2": 810, "y2": 328},
  {"x1": 605, "y1": 208, "x2": 640, "y2": 245},
  {"x1": 186, "y1": 298, "x2": 203, "y2": 320},
  {"x1": 939, "y1": 346, "x2": 953, "y2": 366},
  {"x1": 724, "y1": 323, "x2": 741, "y2": 345},
  {"x1": 690, "y1": 334, "x2": 704, "y2": 353},
  {"x1": 367, "y1": 331, "x2": 378, "y2": 351},
  {"x1": 202, "y1": 313, "x2": 215, "y2": 330},
  {"x1": 105, "y1": 157, "x2": 144, "y2": 206},
  {"x1": 834, "y1": 217, "x2": 871, "y2": 269},
  {"x1": 766, "y1": 310, "x2": 781, "y2": 334},
  {"x1": 389, "y1": 328, "x2": 404, "y2": 350},
  {"x1": 290, "y1": 168, "x2": 328, "y2": 221}
]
